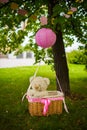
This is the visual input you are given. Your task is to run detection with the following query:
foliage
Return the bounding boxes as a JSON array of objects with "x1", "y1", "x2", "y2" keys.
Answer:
[
  {"x1": 0, "y1": 0, "x2": 87, "y2": 64},
  {"x1": 0, "y1": 64, "x2": 87, "y2": 130},
  {"x1": 67, "y1": 50, "x2": 87, "y2": 65},
  {"x1": 0, "y1": 28, "x2": 26, "y2": 54},
  {"x1": 79, "y1": 44, "x2": 87, "y2": 69}
]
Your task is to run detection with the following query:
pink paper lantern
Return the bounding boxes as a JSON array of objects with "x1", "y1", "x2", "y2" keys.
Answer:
[
  {"x1": 70, "y1": 7, "x2": 77, "y2": 12},
  {"x1": 18, "y1": 9, "x2": 28, "y2": 16},
  {"x1": 35, "y1": 28, "x2": 56, "y2": 48},
  {"x1": 64, "y1": 14, "x2": 70, "y2": 18},
  {"x1": 40, "y1": 16, "x2": 47, "y2": 25},
  {"x1": 0, "y1": 0, "x2": 8, "y2": 3}
]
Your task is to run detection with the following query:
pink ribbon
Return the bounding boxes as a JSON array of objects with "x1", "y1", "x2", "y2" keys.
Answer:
[
  {"x1": 41, "y1": 99, "x2": 51, "y2": 115},
  {"x1": 26, "y1": 96, "x2": 64, "y2": 116}
]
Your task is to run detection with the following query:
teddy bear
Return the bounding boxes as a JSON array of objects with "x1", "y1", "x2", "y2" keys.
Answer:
[{"x1": 27, "y1": 76, "x2": 50, "y2": 98}]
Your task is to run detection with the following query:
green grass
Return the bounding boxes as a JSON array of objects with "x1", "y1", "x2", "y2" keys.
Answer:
[{"x1": 0, "y1": 64, "x2": 87, "y2": 130}]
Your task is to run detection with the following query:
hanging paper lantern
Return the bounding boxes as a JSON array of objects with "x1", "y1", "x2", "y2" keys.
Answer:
[
  {"x1": 70, "y1": 7, "x2": 77, "y2": 12},
  {"x1": 21, "y1": 21, "x2": 25, "y2": 30},
  {"x1": 64, "y1": 14, "x2": 70, "y2": 18},
  {"x1": 31, "y1": 15, "x2": 37, "y2": 20},
  {"x1": 75, "y1": 0, "x2": 83, "y2": 3},
  {"x1": 18, "y1": 9, "x2": 28, "y2": 16},
  {"x1": 40, "y1": 16, "x2": 47, "y2": 25},
  {"x1": 25, "y1": 19, "x2": 28, "y2": 27},
  {"x1": 0, "y1": 0, "x2": 8, "y2": 3},
  {"x1": 11, "y1": 2, "x2": 18, "y2": 10},
  {"x1": 35, "y1": 28, "x2": 56, "y2": 48},
  {"x1": 67, "y1": 10, "x2": 73, "y2": 15},
  {"x1": 21, "y1": 19, "x2": 28, "y2": 30}
]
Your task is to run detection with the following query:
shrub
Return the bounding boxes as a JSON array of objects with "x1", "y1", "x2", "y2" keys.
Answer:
[{"x1": 67, "y1": 50, "x2": 87, "y2": 64}]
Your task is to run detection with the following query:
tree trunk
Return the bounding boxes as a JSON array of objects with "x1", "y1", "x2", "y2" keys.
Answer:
[
  {"x1": 52, "y1": 31, "x2": 70, "y2": 96},
  {"x1": 48, "y1": 0, "x2": 70, "y2": 96}
]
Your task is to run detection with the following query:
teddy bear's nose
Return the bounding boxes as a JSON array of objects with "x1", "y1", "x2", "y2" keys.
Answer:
[
  {"x1": 35, "y1": 86, "x2": 39, "y2": 90},
  {"x1": 35, "y1": 85, "x2": 41, "y2": 91}
]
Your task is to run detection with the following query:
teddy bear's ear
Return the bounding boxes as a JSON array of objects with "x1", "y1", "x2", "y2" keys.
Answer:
[
  {"x1": 44, "y1": 78, "x2": 50, "y2": 85},
  {"x1": 29, "y1": 76, "x2": 34, "y2": 82}
]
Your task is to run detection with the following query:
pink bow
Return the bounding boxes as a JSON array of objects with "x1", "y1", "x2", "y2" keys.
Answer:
[{"x1": 41, "y1": 99, "x2": 51, "y2": 116}]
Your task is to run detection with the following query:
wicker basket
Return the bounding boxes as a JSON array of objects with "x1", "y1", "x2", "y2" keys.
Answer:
[
  {"x1": 27, "y1": 91, "x2": 64, "y2": 116},
  {"x1": 28, "y1": 100, "x2": 62, "y2": 116}
]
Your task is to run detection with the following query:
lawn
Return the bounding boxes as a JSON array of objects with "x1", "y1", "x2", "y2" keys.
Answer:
[{"x1": 0, "y1": 64, "x2": 87, "y2": 130}]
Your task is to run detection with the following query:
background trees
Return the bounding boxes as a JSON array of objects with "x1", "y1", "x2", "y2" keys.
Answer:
[
  {"x1": 67, "y1": 50, "x2": 87, "y2": 65},
  {"x1": 0, "y1": 0, "x2": 87, "y2": 95}
]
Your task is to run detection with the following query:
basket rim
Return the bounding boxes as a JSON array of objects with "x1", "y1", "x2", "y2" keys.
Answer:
[{"x1": 27, "y1": 90, "x2": 64, "y2": 99}]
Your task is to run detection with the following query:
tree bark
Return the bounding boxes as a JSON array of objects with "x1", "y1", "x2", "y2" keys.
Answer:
[
  {"x1": 48, "y1": 0, "x2": 70, "y2": 96},
  {"x1": 52, "y1": 31, "x2": 70, "y2": 96}
]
